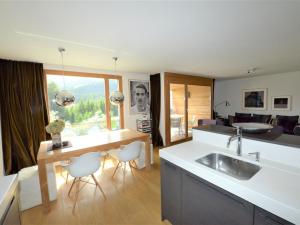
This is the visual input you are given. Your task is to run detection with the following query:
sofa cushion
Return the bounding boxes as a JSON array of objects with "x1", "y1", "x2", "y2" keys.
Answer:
[
  {"x1": 235, "y1": 113, "x2": 252, "y2": 123},
  {"x1": 252, "y1": 114, "x2": 272, "y2": 123},
  {"x1": 294, "y1": 125, "x2": 300, "y2": 136},
  {"x1": 276, "y1": 115, "x2": 299, "y2": 134},
  {"x1": 198, "y1": 119, "x2": 217, "y2": 126}
]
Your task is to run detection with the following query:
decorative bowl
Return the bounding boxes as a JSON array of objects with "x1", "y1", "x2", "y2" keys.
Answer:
[{"x1": 232, "y1": 122, "x2": 273, "y2": 134}]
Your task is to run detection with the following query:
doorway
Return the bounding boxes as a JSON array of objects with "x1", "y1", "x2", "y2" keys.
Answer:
[{"x1": 165, "y1": 73, "x2": 214, "y2": 146}]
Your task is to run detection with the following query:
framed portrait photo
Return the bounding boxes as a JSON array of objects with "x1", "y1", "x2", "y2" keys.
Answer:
[
  {"x1": 271, "y1": 96, "x2": 291, "y2": 111},
  {"x1": 129, "y1": 80, "x2": 150, "y2": 115},
  {"x1": 242, "y1": 88, "x2": 267, "y2": 110}
]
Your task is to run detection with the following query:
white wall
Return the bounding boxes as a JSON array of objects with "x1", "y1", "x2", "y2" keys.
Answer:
[
  {"x1": 214, "y1": 70, "x2": 300, "y2": 117},
  {"x1": 44, "y1": 64, "x2": 150, "y2": 130}
]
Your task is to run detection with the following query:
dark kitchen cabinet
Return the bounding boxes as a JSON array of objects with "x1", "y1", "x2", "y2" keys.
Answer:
[
  {"x1": 160, "y1": 158, "x2": 294, "y2": 225},
  {"x1": 254, "y1": 207, "x2": 294, "y2": 225},
  {"x1": 160, "y1": 159, "x2": 182, "y2": 225},
  {"x1": 181, "y1": 171, "x2": 253, "y2": 225}
]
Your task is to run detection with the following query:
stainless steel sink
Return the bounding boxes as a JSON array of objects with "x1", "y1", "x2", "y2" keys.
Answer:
[{"x1": 196, "y1": 153, "x2": 261, "y2": 180}]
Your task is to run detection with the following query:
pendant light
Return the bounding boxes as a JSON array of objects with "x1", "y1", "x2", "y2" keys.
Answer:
[
  {"x1": 109, "y1": 57, "x2": 124, "y2": 105},
  {"x1": 55, "y1": 47, "x2": 75, "y2": 107}
]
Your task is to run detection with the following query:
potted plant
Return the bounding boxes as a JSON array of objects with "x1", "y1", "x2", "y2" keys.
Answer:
[{"x1": 45, "y1": 119, "x2": 65, "y2": 148}]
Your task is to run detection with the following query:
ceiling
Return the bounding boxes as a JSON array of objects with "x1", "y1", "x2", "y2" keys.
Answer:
[{"x1": 0, "y1": 1, "x2": 300, "y2": 78}]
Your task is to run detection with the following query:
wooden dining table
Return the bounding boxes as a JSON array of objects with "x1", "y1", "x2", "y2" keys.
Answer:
[{"x1": 37, "y1": 129, "x2": 151, "y2": 212}]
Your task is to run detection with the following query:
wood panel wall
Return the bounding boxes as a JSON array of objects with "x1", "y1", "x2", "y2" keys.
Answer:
[
  {"x1": 170, "y1": 84, "x2": 185, "y2": 115},
  {"x1": 171, "y1": 85, "x2": 211, "y2": 128},
  {"x1": 187, "y1": 85, "x2": 211, "y2": 127}
]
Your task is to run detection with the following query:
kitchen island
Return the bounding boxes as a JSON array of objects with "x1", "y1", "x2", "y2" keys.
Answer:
[{"x1": 159, "y1": 126, "x2": 300, "y2": 225}]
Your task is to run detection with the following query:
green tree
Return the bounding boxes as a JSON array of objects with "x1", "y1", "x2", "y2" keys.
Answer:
[
  {"x1": 47, "y1": 81, "x2": 119, "y2": 130},
  {"x1": 99, "y1": 98, "x2": 106, "y2": 114}
]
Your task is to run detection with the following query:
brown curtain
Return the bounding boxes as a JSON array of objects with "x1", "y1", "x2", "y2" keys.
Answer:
[
  {"x1": 0, "y1": 59, "x2": 49, "y2": 175},
  {"x1": 150, "y1": 74, "x2": 163, "y2": 147},
  {"x1": 212, "y1": 79, "x2": 216, "y2": 119}
]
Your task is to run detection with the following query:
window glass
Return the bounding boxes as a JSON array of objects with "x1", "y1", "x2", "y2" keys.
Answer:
[
  {"x1": 109, "y1": 79, "x2": 120, "y2": 130},
  {"x1": 47, "y1": 74, "x2": 107, "y2": 138}
]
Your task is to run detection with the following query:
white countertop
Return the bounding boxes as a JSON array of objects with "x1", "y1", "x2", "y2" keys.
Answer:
[
  {"x1": 0, "y1": 174, "x2": 18, "y2": 220},
  {"x1": 160, "y1": 140, "x2": 300, "y2": 224}
]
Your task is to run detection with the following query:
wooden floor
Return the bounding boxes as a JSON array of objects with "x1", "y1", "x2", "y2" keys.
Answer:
[{"x1": 21, "y1": 150, "x2": 169, "y2": 225}]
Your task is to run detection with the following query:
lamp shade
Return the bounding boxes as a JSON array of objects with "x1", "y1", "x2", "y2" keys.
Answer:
[
  {"x1": 110, "y1": 91, "x2": 124, "y2": 105},
  {"x1": 55, "y1": 90, "x2": 75, "y2": 107}
]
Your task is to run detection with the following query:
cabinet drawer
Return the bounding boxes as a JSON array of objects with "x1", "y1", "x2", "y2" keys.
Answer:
[
  {"x1": 160, "y1": 159, "x2": 294, "y2": 225},
  {"x1": 254, "y1": 207, "x2": 294, "y2": 225},
  {"x1": 182, "y1": 171, "x2": 253, "y2": 225}
]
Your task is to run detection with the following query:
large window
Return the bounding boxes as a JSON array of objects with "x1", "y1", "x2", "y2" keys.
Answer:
[{"x1": 45, "y1": 70, "x2": 123, "y2": 138}]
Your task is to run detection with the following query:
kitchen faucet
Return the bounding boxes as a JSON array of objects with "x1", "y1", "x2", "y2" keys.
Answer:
[
  {"x1": 248, "y1": 152, "x2": 260, "y2": 162},
  {"x1": 227, "y1": 127, "x2": 242, "y2": 156}
]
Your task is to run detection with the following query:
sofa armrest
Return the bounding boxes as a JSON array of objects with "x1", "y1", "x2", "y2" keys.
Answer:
[{"x1": 294, "y1": 125, "x2": 300, "y2": 136}]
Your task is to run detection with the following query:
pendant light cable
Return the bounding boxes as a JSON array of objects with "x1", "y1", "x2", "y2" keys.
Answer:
[
  {"x1": 55, "y1": 47, "x2": 75, "y2": 107},
  {"x1": 113, "y1": 57, "x2": 118, "y2": 74},
  {"x1": 109, "y1": 57, "x2": 124, "y2": 105},
  {"x1": 59, "y1": 47, "x2": 66, "y2": 89}
]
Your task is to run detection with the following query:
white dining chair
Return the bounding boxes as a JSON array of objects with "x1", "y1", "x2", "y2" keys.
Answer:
[
  {"x1": 108, "y1": 141, "x2": 142, "y2": 178},
  {"x1": 66, "y1": 152, "x2": 106, "y2": 212}
]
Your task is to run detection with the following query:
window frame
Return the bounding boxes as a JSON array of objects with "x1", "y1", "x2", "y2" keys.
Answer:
[{"x1": 44, "y1": 69, "x2": 124, "y2": 130}]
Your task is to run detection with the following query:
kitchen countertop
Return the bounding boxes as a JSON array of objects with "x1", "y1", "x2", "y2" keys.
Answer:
[
  {"x1": 160, "y1": 140, "x2": 300, "y2": 224},
  {"x1": 194, "y1": 125, "x2": 300, "y2": 149},
  {"x1": 0, "y1": 174, "x2": 18, "y2": 220}
]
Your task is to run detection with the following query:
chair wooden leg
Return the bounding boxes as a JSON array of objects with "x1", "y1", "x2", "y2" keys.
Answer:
[
  {"x1": 68, "y1": 178, "x2": 77, "y2": 197},
  {"x1": 66, "y1": 172, "x2": 69, "y2": 184},
  {"x1": 129, "y1": 160, "x2": 138, "y2": 169},
  {"x1": 112, "y1": 161, "x2": 121, "y2": 178},
  {"x1": 123, "y1": 162, "x2": 126, "y2": 179},
  {"x1": 133, "y1": 160, "x2": 138, "y2": 168},
  {"x1": 102, "y1": 154, "x2": 107, "y2": 170},
  {"x1": 91, "y1": 174, "x2": 106, "y2": 200},
  {"x1": 129, "y1": 162, "x2": 135, "y2": 177},
  {"x1": 72, "y1": 179, "x2": 80, "y2": 213},
  {"x1": 77, "y1": 179, "x2": 89, "y2": 193}
]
